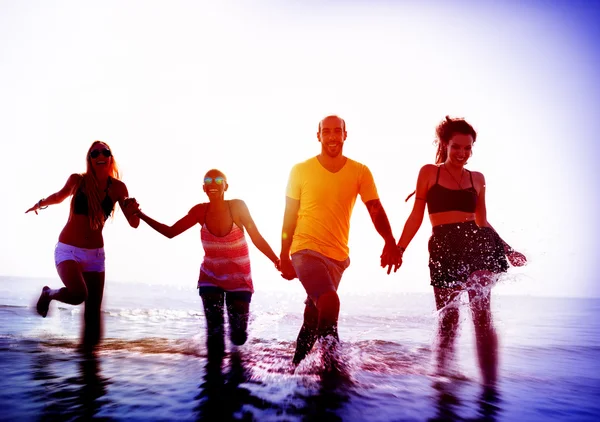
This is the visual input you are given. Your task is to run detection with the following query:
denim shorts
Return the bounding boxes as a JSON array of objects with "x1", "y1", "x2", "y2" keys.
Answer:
[
  {"x1": 54, "y1": 242, "x2": 105, "y2": 272},
  {"x1": 291, "y1": 249, "x2": 350, "y2": 304}
]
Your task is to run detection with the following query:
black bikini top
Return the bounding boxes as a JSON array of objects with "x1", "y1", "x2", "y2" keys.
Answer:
[
  {"x1": 426, "y1": 166, "x2": 477, "y2": 214},
  {"x1": 72, "y1": 177, "x2": 114, "y2": 220}
]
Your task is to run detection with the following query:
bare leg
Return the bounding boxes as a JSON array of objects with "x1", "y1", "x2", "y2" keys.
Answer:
[
  {"x1": 433, "y1": 287, "x2": 461, "y2": 376},
  {"x1": 292, "y1": 299, "x2": 319, "y2": 366},
  {"x1": 226, "y1": 298, "x2": 250, "y2": 346},
  {"x1": 316, "y1": 291, "x2": 340, "y2": 340},
  {"x1": 37, "y1": 260, "x2": 88, "y2": 317},
  {"x1": 293, "y1": 292, "x2": 341, "y2": 368},
  {"x1": 316, "y1": 291, "x2": 342, "y2": 374},
  {"x1": 468, "y1": 273, "x2": 498, "y2": 388},
  {"x1": 201, "y1": 292, "x2": 226, "y2": 361},
  {"x1": 81, "y1": 272, "x2": 105, "y2": 352}
]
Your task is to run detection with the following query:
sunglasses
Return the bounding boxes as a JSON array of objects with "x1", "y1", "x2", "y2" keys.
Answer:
[
  {"x1": 90, "y1": 149, "x2": 112, "y2": 159},
  {"x1": 204, "y1": 176, "x2": 225, "y2": 185}
]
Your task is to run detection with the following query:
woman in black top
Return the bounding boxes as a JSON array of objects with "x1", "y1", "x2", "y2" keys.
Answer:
[{"x1": 396, "y1": 116, "x2": 526, "y2": 390}]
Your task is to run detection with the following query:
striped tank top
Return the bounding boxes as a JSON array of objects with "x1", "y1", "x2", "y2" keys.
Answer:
[{"x1": 198, "y1": 220, "x2": 253, "y2": 293}]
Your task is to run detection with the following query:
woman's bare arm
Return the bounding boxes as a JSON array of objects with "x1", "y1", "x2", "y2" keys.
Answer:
[
  {"x1": 25, "y1": 173, "x2": 81, "y2": 214},
  {"x1": 137, "y1": 205, "x2": 199, "y2": 239},
  {"x1": 397, "y1": 165, "x2": 432, "y2": 251},
  {"x1": 235, "y1": 199, "x2": 280, "y2": 267}
]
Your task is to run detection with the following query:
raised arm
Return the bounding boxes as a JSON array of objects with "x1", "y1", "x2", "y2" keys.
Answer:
[
  {"x1": 235, "y1": 199, "x2": 280, "y2": 269},
  {"x1": 25, "y1": 173, "x2": 81, "y2": 214},
  {"x1": 138, "y1": 204, "x2": 200, "y2": 239},
  {"x1": 280, "y1": 196, "x2": 300, "y2": 280},
  {"x1": 397, "y1": 165, "x2": 431, "y2": 256}
]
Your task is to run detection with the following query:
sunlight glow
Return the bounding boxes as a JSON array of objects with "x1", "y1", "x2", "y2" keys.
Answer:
[{"x1": 1, "y1": 1, "x2": 598, "y2": 298}]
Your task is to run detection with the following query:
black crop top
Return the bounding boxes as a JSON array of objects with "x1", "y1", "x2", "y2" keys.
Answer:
[
  {"x1": 426, "y1": 166, "x2": 477, "y2": 214},
  {"x1": 72, "y1": 177, "x2": 114, "y2": 220}
]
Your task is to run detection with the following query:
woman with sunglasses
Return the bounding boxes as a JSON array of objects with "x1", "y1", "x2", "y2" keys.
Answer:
[
  {"x1": 130, "y1": 168, "x2": 280, "y2": 360},
  {"x1": 26, "y1": 141, "x2": 139, "y2": 350},
  {"x1": 396, "y1": 116, "x2": 526, "y2": 390}
]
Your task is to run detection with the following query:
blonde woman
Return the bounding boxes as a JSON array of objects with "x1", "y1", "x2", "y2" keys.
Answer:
[{"x1": 26, "y1": 140, "x2": 139, "y2": 350}]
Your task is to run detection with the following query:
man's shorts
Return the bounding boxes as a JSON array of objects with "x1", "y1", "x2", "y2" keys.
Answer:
[{"x1": 291, "y1": 249, "x2": 350, "y2": 304}]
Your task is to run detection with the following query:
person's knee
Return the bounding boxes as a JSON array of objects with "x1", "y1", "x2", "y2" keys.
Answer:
[
  {"x1": 439, "y1": 311, "x2": 459, "y2": 335},
  {"x1": 473, "y1": 312, "x2": 495, "y2": 333},
  {"x1": 303, "y1": 302, "x2": 319, "y2": 327},
  {"x1": 70, "y1": 288, "x2": 88, "y2": 305},
  {"x1": 316, "y1": 292, "x2": 340, "y2": 332},
  {"x1": 316, "y1": 291, "x2": 340, "y2": 313}
]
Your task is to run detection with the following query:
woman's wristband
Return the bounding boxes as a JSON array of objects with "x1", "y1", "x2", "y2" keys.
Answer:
[{"x1": 38, "y1": 199, "x2": 48, "y2": 210}]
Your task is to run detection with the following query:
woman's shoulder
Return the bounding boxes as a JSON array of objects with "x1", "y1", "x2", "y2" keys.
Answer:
[
  {"x1": 418, "y1": 164, "x2": 438, "y2": 176},
  {"x1": 228, "y1": 198, "x2": 248, "y2": 210},
  {"x1": 467, "y1": 169, "x2": 485, "y2": 181},
  {"x1": 108, "y1": 177, "x2": 129, "y2": 197},
  {"x1": 67, "y1": 173, "x2": 84, "y2": 183},
  {"x1": 109, "y1": 176, "x2": 125, "y2": 188},
  {"x1": 65, "y1": 173, "x2": 83, "y2": 191},
  {"x1": 190, "y1": 202, "x2": 208, "y2": 214}
]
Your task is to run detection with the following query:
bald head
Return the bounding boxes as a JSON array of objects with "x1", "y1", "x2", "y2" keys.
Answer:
[
  {"x1": 318, "y1": 115, "x2": 346, "y2": 133},
  {"x1": 204, "y1": 168, "x2": 227, "y2": 181}
]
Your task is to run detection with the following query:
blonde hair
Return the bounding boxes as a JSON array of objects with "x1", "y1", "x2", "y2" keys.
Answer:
[{"x1": 71, "y1": 140, "x2": 121, "y2": 230}]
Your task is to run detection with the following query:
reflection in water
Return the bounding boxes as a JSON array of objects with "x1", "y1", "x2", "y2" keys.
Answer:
[
  {"x1": 195, "y1": 351, "x2": 262, "y2": 421},
  {"x1": 300, "y1": 370, "x2": 352, "y2": 422},
  {"x1": 78, "y1": 351, "x2": 109, "y2": 419},
  {"x1": 33, "y1": 348, "x2": 110, "y2": 420},
  {"x1": 477, "y1": 386, "x2": 502, "y2": 421},
  {"x1": 194, "y1": 347, "x2": 355, "y2": 421},
  {"x1": 293, "y1": 346, "x2": 355, "y2": 422},
  {"x1": 429, "y1": 380, "x2": 502, "y2": 422},
  {"x1": 429, "y1": 381, "x2": 462, "y2": 422}
]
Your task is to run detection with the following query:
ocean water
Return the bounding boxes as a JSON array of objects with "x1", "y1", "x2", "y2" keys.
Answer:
[{"x1": 0, "y1": 275, "x2": 599, "y2": 421}]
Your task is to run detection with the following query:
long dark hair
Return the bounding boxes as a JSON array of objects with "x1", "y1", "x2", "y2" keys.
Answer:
[
  {"x1": 434, "y1": 116, "x2": 477, "y2": 164},
  {"x1": 405, "y1": 116, "x2": 477, "y2": 202}
]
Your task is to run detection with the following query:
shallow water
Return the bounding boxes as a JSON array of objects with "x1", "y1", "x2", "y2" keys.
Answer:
[{"x1": 1, "y1": 276, "x2": 599, "y2": 421}]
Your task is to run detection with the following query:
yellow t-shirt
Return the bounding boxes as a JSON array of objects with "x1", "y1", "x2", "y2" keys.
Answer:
[{"x1": 286, "y1": 156, "x2": 379, "y2": 261}]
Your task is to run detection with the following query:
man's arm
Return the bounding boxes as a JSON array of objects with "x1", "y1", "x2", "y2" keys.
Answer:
[
  {"x1": 280, "y1": 196, "x2": 300, "y2": 280},
  {"x1": 364, "y1": 199, "x2": 399, "y2": 274},
  {"x1": 364, "y1": 199, "x2": 395, "y2": 243}
]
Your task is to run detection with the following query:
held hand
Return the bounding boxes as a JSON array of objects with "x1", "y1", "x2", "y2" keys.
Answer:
[
  {"x1": 280, "y1": 256, "x2": 297, "y2": 280},
  {"x1": 273, "y1": 258, "x2": 281, "y2": 272},
  {"x1": 508, "y1": 250, "x2": 527, "y2": 267},
  {"x1": 380, "y1": 242, "x2": 402, "y2": 275},
  {"x1": 123, "y1": 197, "x2": 141, "y2": 215}
]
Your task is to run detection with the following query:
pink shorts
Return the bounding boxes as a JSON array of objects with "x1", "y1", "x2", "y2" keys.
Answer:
[{"x1": 54, "y1": 242, "x2": 106, "y2": 272}]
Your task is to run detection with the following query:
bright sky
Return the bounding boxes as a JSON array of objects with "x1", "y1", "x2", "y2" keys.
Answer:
[{"x1": 1, "y1": 0, "x2": 598, "y2": 298}]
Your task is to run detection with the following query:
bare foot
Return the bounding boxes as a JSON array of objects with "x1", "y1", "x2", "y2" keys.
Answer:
[{"x1": 36, "y1": 286, "x2": 51, "y2": 317}]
